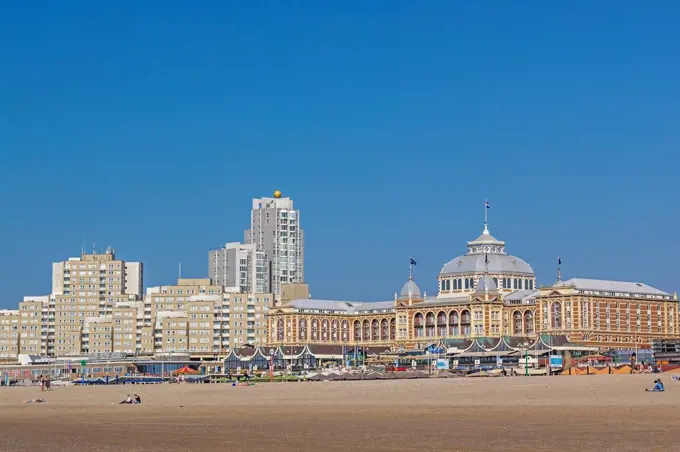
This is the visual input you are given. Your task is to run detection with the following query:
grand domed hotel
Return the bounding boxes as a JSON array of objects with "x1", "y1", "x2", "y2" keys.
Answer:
[{"x1": 267, "y1": 213, "x2": 679, "y2": 352}]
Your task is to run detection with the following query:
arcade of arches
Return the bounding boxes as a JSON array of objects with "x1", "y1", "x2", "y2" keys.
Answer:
[{"x1": 267, "y1": 284, "x2": 679, "y2": 350}]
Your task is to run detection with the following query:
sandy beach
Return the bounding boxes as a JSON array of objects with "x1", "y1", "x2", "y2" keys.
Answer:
[{"x1": 0, "y1": 374, "x2": 677, "y2": 451}]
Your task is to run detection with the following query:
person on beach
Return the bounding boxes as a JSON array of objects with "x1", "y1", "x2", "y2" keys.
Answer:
[
  {"x1": 120, "y1": 394, "x2": 134, "y2": 404},
  {"x1": 39, "y1": 375, "x2": 45, "y2": 392},
  {"x1": 22, "y1": 398, "x2": 45, "y2": 404},
  {"x1": 134, "y1": 394, "x2": 141, "y2": 404},
  {"x1": 45, "y1": 376, "x2": 51, "y2": 391},
  {"x1": 645, "y1": 379, "x2": 664, "y2": 392}
]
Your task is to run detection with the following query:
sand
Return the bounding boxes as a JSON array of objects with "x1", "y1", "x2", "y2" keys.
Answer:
[{"x1": 0, "y1": 374, "x2": 676, "y2": 451}]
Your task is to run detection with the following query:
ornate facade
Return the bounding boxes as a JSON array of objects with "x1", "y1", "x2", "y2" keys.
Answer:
[{"x1": 268, "y1": 221, "x2": 679, "y2": 350}]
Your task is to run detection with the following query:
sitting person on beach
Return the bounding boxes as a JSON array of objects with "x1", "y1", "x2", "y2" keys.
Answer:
[
  {"x1": 645, "y1": 379, "x2": 665, "y2": 392},
  {"x1": 120, "y1": 394, "x2": 134, "y2": 404},
  {"x1": 22, "y1": 398, "x2": 45, "y2": 404},
  {"x1": 134, "y1": 394, "x2": 141, "y2": 404}
]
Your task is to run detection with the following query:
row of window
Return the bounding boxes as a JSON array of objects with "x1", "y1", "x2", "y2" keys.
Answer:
[{"x1": 440, "y1": 277, "x2": 534, "y2": 291}]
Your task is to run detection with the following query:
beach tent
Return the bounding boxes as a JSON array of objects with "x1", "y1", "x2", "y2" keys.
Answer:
[{"x1": 172, "y1": 366, "x2": 199, "y2": 375}]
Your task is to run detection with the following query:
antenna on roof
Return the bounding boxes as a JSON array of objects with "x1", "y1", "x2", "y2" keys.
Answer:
[
  {"x1": 178, "y1": 262, "x2": 182, "y2": 279},
  {"x1": 81, "y1": 237, "x2": 85, "y2": 255},
  {"x1": 92, "y1": 241, "x2": 96, "y2": 255}
]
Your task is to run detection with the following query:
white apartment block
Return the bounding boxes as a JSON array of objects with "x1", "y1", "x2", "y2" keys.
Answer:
[
  {"x1": 245, "y1": 195, "x2": 304, "y2": 298},
  {"x1": 208, "y1": 242, "x2": 265, "y2": 294}
]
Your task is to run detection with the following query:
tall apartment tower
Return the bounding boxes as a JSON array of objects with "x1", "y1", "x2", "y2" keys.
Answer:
[
  {"x1": 208, "y1": 242, "x2": 265, "y2": 293},
  {"x1": 50, "y1": 247, "x2": 143, "y2": 356},
  {"x1": 244, "y1": 192, "x2": 304, "y2": 298}
]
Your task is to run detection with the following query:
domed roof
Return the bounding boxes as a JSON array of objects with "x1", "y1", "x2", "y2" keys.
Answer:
[
  {"x1": 475, "y1": 274, "x2": 498, "y2": 293},
  {"x1": 439, "y1": 225, "x2": 534, "y2": 276},
  {"x1": 400, "y1": 277, "x2": 421, "y2": 299},
  {"x1": 441, "y1": 253, "x2": 534, "y2": 276}
]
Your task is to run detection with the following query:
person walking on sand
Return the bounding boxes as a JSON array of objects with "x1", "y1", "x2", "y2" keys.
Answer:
[{"x1": 39, "y1": 375, "x2": 45, "y2": 392}]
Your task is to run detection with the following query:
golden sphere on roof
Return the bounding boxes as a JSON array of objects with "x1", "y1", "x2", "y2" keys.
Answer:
[{"x1": 273, "y1": 190, "x2": 282, "y2": 199}]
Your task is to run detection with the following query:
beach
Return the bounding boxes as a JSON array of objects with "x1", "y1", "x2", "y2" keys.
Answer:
[{"x1": 0, "y1": 374, "x2": 677, "y2": 451}]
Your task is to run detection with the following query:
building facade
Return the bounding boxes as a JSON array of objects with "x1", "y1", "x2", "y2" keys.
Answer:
[
  {"x1": 208, "y1": 242, "x2": 265, "y2": 293},
  {"x1": 0, "y1": 310, "x2": 20, "y2": 360},
  {"x1": 144, "y1": 278, "x2": 272, "y2": 356},
  {"x1": 50, "y1": 248, "x2": 143, "y2": 356},
  {"x1": 245, "y1": 192, "x2": 304, "y2": 298},
  {"x1": 268, "y1": 223, "x2": 679, "y2": 350}
]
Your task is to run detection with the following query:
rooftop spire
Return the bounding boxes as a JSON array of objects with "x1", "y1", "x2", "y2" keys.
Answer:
[
  {"x1": 409, "y1": 257, "x2": 416, "y2": 280},
  {"x1": 484, "y1": 200, "x2": 491, "y2": 233},
  {"x1": 556, "y1": 256, "x2": 563, "y2": 284}
]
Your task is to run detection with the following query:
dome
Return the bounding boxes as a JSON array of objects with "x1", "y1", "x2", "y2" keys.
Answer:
[
  {"x1": 439, "y1": 225, "x2": 534, "y2": 277},
  {"x1": 400, "y1": 278, "x2": 421, "y2": 299},
  {"x1": 475, "y1": 274, "x2": 498, "y2": 293},
  {"x1": 440, "y1": 253, "x2": 534, "y2": 276}
]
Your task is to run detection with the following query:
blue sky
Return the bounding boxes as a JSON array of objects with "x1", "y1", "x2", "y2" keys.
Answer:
[{"x1": 1, "y1": 1, "x2": 679, "y2": 306}]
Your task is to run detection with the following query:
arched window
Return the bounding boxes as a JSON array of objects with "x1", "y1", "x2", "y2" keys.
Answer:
[
  {"x1": 441, "y1": 280, "x2": 446, "y2": 291},
  {"x1": 446, "y1": 280, "x2": 451, "y2": 291},
  {"x1": 449, "y1": 311, "x2": 459, "y2": 336},
  {"x1": 389, "y1": 318, "x2": 396, "y2": 340},
  {"x1": 277, "y1": 319, "x2": 284, "y2": 341},
  {"x1": 437, "y1": 311, "x2": 447, "y2": 336},
  {"x1": 341, "y1": 320, "x2": 349, "y2": 341},
  {"x1": 524, "y1": 311, "x2": 534, "y2": 334},
  {"x1": 528, "y1": 280, "x2": 534, "y2": 290},
  {"x1": 331, "y1": 320, "x2": 339, "y2": 341},
  {"x1": 353, "y1": 320, "x2": 361, "y2": 341},
  {"x1": 362, "y1": 320, "x2": 371, "y2": 341},
  {"x1": 414, "y1": 313, "x2": 424, "y2": 338},
  {"x1": 371, "y1": 319, "x2": 380, "y2": 341},
  {"x1": 311, "y1": 319, "x2": 319, "y2": 341},
  {"x1": 425, "y1": 312, "x2": 436, "y2": 337},
  {"x1": 381, "y1": 319, "x2": 389, "y2": 340},
  {"x1": 299, "y1": 318, "x2": 307, "y2": 341},
  {"x1": 493, "y1": 277, "x2": 498, "y2": 287},
  {"x1": 465, "y1": 279, "x2": 470, "y2": 290},
  {"x1": 513, "y1": 311, "x2": 522, "y2": 335},
  {"x1": 460, "y1": 310, "x2": 471, "y2": 336},
  {"x1": 552, "y1": 302, "x2": 562, "y2": 329},
  {"x1": 321, "y1": 319, "x2": 329, "y2": 341}
]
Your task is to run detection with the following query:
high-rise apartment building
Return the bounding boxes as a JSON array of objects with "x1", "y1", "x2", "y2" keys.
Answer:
[
  {"x1": 18, "y1": 296, "x2": 49, "y2": 356},
  {"x1": 245, "y1": 193, "x2": 304, "y2": 298},
  {"x1": 145, "y1": 278, "x2": 272, "y2": 355},
  {"x1": 208, "y1": 243, "x2": 265, "y2": 293},
  {"x1": 0, "y1": 310, "x2": 20, "y2": 359},
  {"x1": 50, "y1": 248, "x2": 143, "y2": 356}
]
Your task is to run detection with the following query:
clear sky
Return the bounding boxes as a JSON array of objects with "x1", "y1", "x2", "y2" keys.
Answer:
[{"x1": 1, "y1": 1, "x2": 679, "y2": 307}]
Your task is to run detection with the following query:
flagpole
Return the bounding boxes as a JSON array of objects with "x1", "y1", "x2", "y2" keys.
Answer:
[{"x1": 484, "y1": 200, "x2": 488, "y2": 229}]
